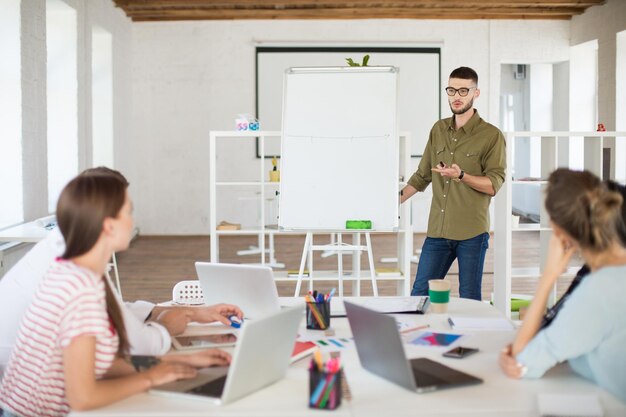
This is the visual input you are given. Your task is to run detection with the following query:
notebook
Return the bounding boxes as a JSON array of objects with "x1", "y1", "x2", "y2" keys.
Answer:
[
  {"x1": 330, "y1": 296, "x2": 430, "y2": 317},
  {"x1": 151, "y1": 306, "x2": 303, "y2": 405},
  {"x1": 345, "y1": 301, "x2": 482, "y2": 393},
  {"x1": 195, "y1": 262, "x2": 281, "y2": 319}
]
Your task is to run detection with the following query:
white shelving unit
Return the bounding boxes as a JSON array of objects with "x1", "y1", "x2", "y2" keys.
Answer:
[
  {"x1": 493, "y1": 131, "x2": 626, "y2": 317},
  {"x1": 209, "y1": 131, "x2": 414, "y2": 296}
]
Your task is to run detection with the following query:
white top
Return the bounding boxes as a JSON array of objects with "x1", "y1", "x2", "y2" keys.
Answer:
[
  {"x1": 517, "y1": 264, "x2": 626, "y2": 402},
  {"x1": 0, "y1": 260, "x2": 119, "y2": 417},
  {"x1": 0, "y1": 228, "x2": 170, "y2": 376}
]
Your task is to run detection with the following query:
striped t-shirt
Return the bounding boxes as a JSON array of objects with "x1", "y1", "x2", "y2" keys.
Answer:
[{"x1": 0, "y1": 259, "x2": 119, "y2": 417}]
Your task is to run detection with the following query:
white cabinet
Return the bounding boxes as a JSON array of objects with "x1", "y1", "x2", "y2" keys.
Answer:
[
  {"x1": 209, "y1": 131, "x2": 414, "y2": 295},
  {"x1": 493, "y1": 131, "x2": 626, "y2": 317}
]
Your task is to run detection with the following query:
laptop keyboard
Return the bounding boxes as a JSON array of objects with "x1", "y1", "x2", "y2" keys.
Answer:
[{"x1": 189, "y1": 375, "x2": 227, "y2": 397}]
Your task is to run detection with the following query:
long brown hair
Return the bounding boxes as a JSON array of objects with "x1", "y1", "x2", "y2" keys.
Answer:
[
  {"x1": 56, "y1": 172, "x2": 130, "y2": 356},
  {"x1": 545, "y1": 169, "x2": 624, "y2": 252}
]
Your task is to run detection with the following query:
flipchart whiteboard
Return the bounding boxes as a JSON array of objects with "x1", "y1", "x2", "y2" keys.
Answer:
[{"x1": 278, "y1": 66, "x2": 399, "y2": 231}]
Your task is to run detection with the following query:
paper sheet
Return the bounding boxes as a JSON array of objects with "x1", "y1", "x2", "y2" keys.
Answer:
[
  {"x1": 538, "y1": 394, "x2": 603, "y2": 417},
  {"x1": 448, "y1": 316, "x2": 515, "y2": 331},
  {"x1": 405, "y1": 331, "x2": 463, "y2": 348}
]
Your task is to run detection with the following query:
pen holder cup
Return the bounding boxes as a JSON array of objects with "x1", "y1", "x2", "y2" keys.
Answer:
[
  {"x1": 309, "y1": 366, "x2": 342, "y2": 410},
  {"x1": 306, "y1": 301, "x2": 331, "y2": 330}
]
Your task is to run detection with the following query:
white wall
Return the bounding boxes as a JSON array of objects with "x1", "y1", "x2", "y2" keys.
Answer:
[
  {"x1": 571, "y1": 0, "x2": 626, "y2": 132},
  {"x1": 131, "y1": 19, "x2": 570, "y2": 234},
  {"x1": 17, "y1": 0, "x2": 132, "y2": 222},
  {"x1": 0, "y1": 0, "x2": 24, "y2": 228}
]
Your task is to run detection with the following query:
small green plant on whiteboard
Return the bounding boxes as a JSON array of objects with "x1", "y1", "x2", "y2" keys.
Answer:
[{"x1": 345, "y1": 54, "x2": 370, "y2": 67}]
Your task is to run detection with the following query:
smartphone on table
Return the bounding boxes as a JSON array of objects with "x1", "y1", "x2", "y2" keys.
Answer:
[{"x1": 443, "y1": 346, "x2": 479, "y2": 359}]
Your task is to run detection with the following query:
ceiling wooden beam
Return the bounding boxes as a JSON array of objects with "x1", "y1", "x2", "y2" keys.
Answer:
[
  {"x1": 112, "y1": 0, "x2": 605, "y2": 21},
  {"x1": 126, "y1": 10, "x2": 578, "y2": 21},
  {"x1": 118, "y1": 0, "x2": 603, "y2": 6}
]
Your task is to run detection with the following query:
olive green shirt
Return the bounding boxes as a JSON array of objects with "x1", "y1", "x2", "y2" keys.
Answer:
[{"x1": 407, "y1": 110, "x2": 506, "y2": 240}]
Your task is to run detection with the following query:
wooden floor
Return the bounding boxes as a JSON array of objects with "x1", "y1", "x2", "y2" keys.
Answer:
[{"x1": 115, "y1": 233, "x2": 582, "y2": 304}]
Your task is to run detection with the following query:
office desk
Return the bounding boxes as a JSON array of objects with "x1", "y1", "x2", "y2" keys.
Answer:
[
  {"x1": 70, "y1": 297, "x2": 626, "y2": 417},
  {"x1": 0, "y1": 221, "x2": 51, "y2": 243}
]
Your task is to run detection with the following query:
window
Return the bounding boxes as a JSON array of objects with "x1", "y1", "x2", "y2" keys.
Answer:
[
  {"x1": 0, "y1": 0, "x2": 23, "y2": 228},
  {"x1": 46, "y1": 0, "x2": 78, "y2": 213},
  {"x1": 616, "y1": 30, "x2": 626, "y2": 182},
  {"x1": 569, "y1": 40, "x2": 598, "y2": 170},
  {"x1": 92, "y1": 26, "x2": 114, "y2": 168}
]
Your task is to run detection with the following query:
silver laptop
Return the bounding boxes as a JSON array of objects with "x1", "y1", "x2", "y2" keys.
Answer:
[
  {"x1": 195, "y1": 262, "x2": 281, "y2": 319},
  {"x1": 151, "y1": 305, "x2": 303, "y2": 405},
  {"x1": 344, "y1": 301, "x2": 482, "y2": 393}
]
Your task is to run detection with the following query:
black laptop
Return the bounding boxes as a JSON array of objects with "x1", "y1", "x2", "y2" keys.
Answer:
[{"x1": 345, "y1": 301, "x2": 482, "y2": 393}]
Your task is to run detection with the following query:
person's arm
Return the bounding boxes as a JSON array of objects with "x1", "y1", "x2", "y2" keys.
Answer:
[
  {"x1": 150, "y1": 303, "x2": 244, "y2": 330},
  {"x1": 150, "y1": 308, "x2": 193, "y2": 336},
  {"x1": 432, "y1": 132, "x2": 506, "y2": 196},
  {"x1": 511, "y1": 273, "x2": 611, "y2": 380},
  {"x1": 512, "y1": 234, "x2": 575, "y2": 356},
  {"x1": 126, "y1": 300, "x2": 156, "y2": 322},
  {"x1": 119, "y1": 301, "x2": 172, "y2": 355},
  {"x1": 499, "y1": 235, "x2": 582, "y2": 380},
  {"x1": 63, "y1": 335, "x2": 197, "y2": 411},
  {"x1": 431, "y1": 164, "x2": 495, "y2": 195},
  {"x1": 400, "y1": 184, "x2": 418, "y2": 204},
  {"x1": 403, "y1": 129, "x2": 436, "y2": 203}
]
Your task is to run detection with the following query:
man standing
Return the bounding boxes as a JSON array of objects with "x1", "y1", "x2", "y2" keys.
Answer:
[{"x1": 400, "y1": 67, "x2": 505, "y2": 300}]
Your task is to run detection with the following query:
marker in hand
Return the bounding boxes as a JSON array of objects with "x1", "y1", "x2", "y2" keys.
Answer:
[{"x1": 229, "y1": 316, "x2": 243, "y2": 329}]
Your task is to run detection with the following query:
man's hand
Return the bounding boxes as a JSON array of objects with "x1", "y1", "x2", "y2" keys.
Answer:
[
  {"x1": 431, "y1": 162, "x2": 462, "y2": 179},
  {"x1": 155, "y1": 309, "x2": 193, "y2": 336},
  {"x1": 189, "y1": 304, "x2": 244, "y2": 326}
]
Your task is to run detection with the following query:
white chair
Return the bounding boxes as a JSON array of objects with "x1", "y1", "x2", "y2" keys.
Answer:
[
  {"x1": 172, "y1": 280, "x2": 205, "y2": 305},
  {"x1": 105, "y1": 252, "x2": 123, "y2": 299}
]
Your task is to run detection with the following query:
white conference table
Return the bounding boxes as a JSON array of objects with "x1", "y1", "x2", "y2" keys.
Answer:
[
  {"x1": 0, "y1": 221, "x2": 51, "y2": 243},
  {"x1": 70, "y1": 297, "x2": 626, "y2": 417}
]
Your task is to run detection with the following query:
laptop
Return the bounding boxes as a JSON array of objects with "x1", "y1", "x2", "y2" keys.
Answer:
[
  {"x1": 151, "y1": 305, "x2": 303, "y2": 405},
  {"x1": 195, "y1": 262, "x2": 281, "y2": 319},
  {"x1": 344, "y1": 301, "x2": 482, "y2": 393}
]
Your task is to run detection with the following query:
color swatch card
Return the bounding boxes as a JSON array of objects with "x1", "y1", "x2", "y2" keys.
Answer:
[
  {"x1": 408, "y1": 331, "x2": 463, "y2": 347},
  {"x1": 298, "y1": 336, "x2": 354, "y2": 352}
]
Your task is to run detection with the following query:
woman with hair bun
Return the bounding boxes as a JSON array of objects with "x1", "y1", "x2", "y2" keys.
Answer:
[
  {"x1": 0, "y1": 174, "x2": 231, "y2": 417},
  {"x1": 500, "y1": 168, "x2": 626, "y2": 402}
]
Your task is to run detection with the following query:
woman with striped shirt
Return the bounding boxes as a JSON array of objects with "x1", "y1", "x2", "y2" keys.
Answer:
[{"x1": 0, "y1": 174, "x2": 231, "y2": 416}]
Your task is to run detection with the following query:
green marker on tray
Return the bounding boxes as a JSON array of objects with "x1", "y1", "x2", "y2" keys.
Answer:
[{"x1": 345, "y1": 220, "x2": 372, "y2": 229}]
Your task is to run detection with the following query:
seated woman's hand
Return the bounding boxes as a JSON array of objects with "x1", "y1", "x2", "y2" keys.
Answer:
[
  {"x1": 145, "y1": 362, "x2": 197, "y2": 387},
  {"x1": 542, "y1": 233, "x2": 576, "y2": 283},
  {"x1": 164, "y1": 349, "x2": 232, "y2": 369},
  {"x1": 499, "y1": 344, "x2": 526, "y2": 379}
]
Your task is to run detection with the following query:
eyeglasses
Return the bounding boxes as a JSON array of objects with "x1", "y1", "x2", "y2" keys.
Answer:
[{"x1": 445, "y1": 87, "x2": 476, "y2": 97}]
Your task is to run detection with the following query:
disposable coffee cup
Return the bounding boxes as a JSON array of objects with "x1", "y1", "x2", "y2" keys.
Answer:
[{"x1": 428, "y1": 279, "x2": 451, "y2": 313}]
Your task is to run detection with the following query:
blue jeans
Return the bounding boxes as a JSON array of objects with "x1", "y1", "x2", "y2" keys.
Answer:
[{"x1": 411, "y1": 232, "x2": 489, "y2": 300}]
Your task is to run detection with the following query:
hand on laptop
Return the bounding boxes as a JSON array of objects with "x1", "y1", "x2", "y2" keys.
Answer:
[
  {"x1": 162, "y1": 349, "x2": 232, "y2": 369},
  {"x1": 144, "y1": 362, "x2": 198, "y2": 387},
  {"x1": 189, "y1": 304, "x2": 244, "y2": 327}
]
